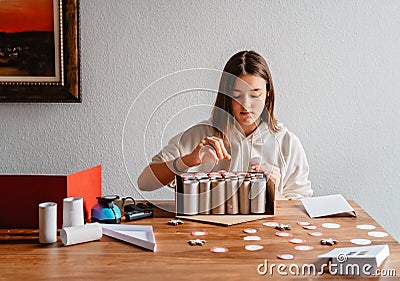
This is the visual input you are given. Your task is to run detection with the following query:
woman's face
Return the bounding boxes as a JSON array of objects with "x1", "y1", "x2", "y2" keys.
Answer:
[{"x1": 231, "y1": 74, "x2": 267, "y2": 134}]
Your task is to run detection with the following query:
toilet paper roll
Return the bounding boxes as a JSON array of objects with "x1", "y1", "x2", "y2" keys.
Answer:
[
  {"x1": 183, "y1": 180, "x2": 199, "y2": 215},
  {"x1": 60, "y1": 223, "x2": 102, "y2": 246},
  {"x1": 250, "y1": 178, "x2": 266, "y2": 214},
  {"x1": 62, "y1": 197, "x2": 84, "y2": 228},
  {"x1": 39, "y1": 202, "x2": 57, "y2": 244},
  {"x1": 239, "y1": 179, "x2": 251, "y2": 214}
]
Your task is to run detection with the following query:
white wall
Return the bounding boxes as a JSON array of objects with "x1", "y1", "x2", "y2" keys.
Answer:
[{"x1": 1, "y1": 0, "x2": 399, "y2": 240}]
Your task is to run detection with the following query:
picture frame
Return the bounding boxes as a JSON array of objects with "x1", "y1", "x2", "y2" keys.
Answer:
[{"x1": 0, "y1": 0, "x2": 80, "y2": 103}]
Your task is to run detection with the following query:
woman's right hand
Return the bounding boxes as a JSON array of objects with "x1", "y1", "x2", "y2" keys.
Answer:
[{"x1": 183, "y1": 136, "x2": 231, "y2": 167}]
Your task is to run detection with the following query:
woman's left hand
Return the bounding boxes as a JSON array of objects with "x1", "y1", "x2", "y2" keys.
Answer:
[{"x1": 251, "y1": 162, "x2": 281, "y2": 187}]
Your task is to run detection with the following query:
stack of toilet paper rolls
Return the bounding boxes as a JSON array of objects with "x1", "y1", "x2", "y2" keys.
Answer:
[
  {"x1": 60, "y1": 197, "x2": 102, "y2": 246},
  {"x1": 38, "y1": 197, "x2": 102, "y2": 246},
  {"x1": 176, "y1": 171, "x2": 271, "y2": 216}
]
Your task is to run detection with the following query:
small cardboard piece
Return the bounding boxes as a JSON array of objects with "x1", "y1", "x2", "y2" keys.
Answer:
[
  {"x1": 0, "y1": 165, "x2": 102, "y2": 228},
  {"x1": 101, "y1": 224, "x2": 156, "y2": 252},
  {"x1": 301, "y1": 194, "x2": 356, "y2": 218},
  {"x1": 318, "y1": 244, "x2": 390, "y2": 275}
]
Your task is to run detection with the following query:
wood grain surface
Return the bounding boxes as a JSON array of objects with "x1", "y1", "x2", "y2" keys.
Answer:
[{"x1": 0, "y1": 200, "x2": 398, "y2": 280}]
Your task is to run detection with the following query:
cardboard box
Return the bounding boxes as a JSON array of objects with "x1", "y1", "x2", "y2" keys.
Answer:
[{"x1": 0, "y1": 165, "x2": 102, "y2": 228}]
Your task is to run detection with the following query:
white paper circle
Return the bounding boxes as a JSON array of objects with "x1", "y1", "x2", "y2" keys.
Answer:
[
  {"x1": 245, "y1": 245, "x2": 263, "y2": 251},
  {"x1": 210, "y1": 246, "x2": 229, "y2": 253},
  {"x1": 243, "y1": 236, "x2": 261, "y2": 241},
  {"x1": 243, "y1": 228, "x2": 257, "y2": 234},
  {"x1": 262, "y1": 222, "x2": 279, "y2": 227},
  {"x1": 350, "y1": 238, "x2": 372, "y2": 245},
  {"x1": 277, "y1": 254, "x2": 295, "y2": 260},
  {"x1": 191, "y1": 231, "x2": 207, "y2": 236},
  {"x1": 308, "y1": 232, "x2": 323, "y2": 237},
  {"x1": 321, "y1": 223, "x2": 341, "y2": 229},
  {"x1": 275, "y1": 232, "x2": 293, "y2": 237},
  {"x1": 356, "y1": 224, "x2": 376, "y2": 230},
  {"x1": 295, "y1": 245, "x2": 314, "y2": 251},
  {"x1": 303, "y1": 225, "x2": 317, "y2": 230},
  {"x1": 368, "y1": 231, "x2": 388, "y2": 238},
  {"x1": 289, "y1": 238, "x2": 306, "y2": 244},
  {"x1": 297, "y1": 221, "x2": 312, "y2": 226}
]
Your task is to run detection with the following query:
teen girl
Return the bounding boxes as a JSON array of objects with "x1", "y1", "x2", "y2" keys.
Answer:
[{"x1": 138, "y1": 50, "x2": 312, "y2": 199}]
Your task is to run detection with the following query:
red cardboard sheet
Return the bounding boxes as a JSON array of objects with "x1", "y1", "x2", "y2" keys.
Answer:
[{"x1": 0, "y1": 165, "x2": 102, "y2": 228}]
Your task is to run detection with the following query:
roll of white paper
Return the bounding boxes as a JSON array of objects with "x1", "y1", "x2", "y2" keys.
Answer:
[
  {"x1": 60, "y1": 223, "x2": 102, "y2": 246},
  {"x1": 250, "y1": 178, "x2": 266, "y2": 214},
  {"x1": 199, "y1": 179, "x2": 211, "y2": 214},
  {"x1": 211, "y1": 178, "x2": 226, "y2": 214},
  {"x1": 226, "y1": 177, "x2": 239, "y2": 214},
  {"x1": 183, "y1": 180, "x2": 199, "y2": 215},
  {"x1": 62, "y1": 197, "x2": 84, "y2": 228},
  {"x1": 239, "y1": 177, "x2": 251, "y2": 214},
  {"x1": 39, "y1": 202, "x2": 57, "y2": 244}
]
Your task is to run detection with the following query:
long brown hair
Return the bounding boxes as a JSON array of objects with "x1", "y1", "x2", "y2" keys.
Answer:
[{"x1": 212, "y1": 50, "x2": 279, "y2": 145}]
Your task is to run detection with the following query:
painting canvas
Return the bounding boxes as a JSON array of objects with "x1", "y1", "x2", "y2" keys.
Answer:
[
  {"x1": 0, "y1": 0, "x2": 60, "y2": 82},
  {"x1": 0, "y1": 0, "x2": 80, "y2": 102}
]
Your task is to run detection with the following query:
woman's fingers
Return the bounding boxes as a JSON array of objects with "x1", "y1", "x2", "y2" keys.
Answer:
[
  {"x1": 250, "y1": 164, "x2": 260, "y2": 171},
  {"x1": 189, "y1": 137, "x2": 231, "y2": 166},
  {"x1": 204, "y1": 137, "x2": 231, "y2": 160},
  {"x1": 258, "y1": 163, "x2": 281, "y2": 186},
  {"x1": 204, "y1": 137, "x2": 222, "y2": 159},
  {"x1": 264, "y1": 171, "x2": 281, "y2": 186},
  {"x1": 218, "y1": 138, "x2": 231, "y2": 159}
]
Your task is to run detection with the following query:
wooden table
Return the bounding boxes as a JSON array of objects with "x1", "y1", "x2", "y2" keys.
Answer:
[{"x1": 0, "y1": 200, "x2": 398, "y2": 280}]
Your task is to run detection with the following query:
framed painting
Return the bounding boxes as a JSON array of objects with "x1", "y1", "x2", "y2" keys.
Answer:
[{"x1": 0, "y1": 0, "x2": 80, "y2": 103}]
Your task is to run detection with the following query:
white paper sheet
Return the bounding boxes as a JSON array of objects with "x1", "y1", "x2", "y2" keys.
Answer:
[{"x1": 300, "y1": 194, "x2": 356, "y2": 218}]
